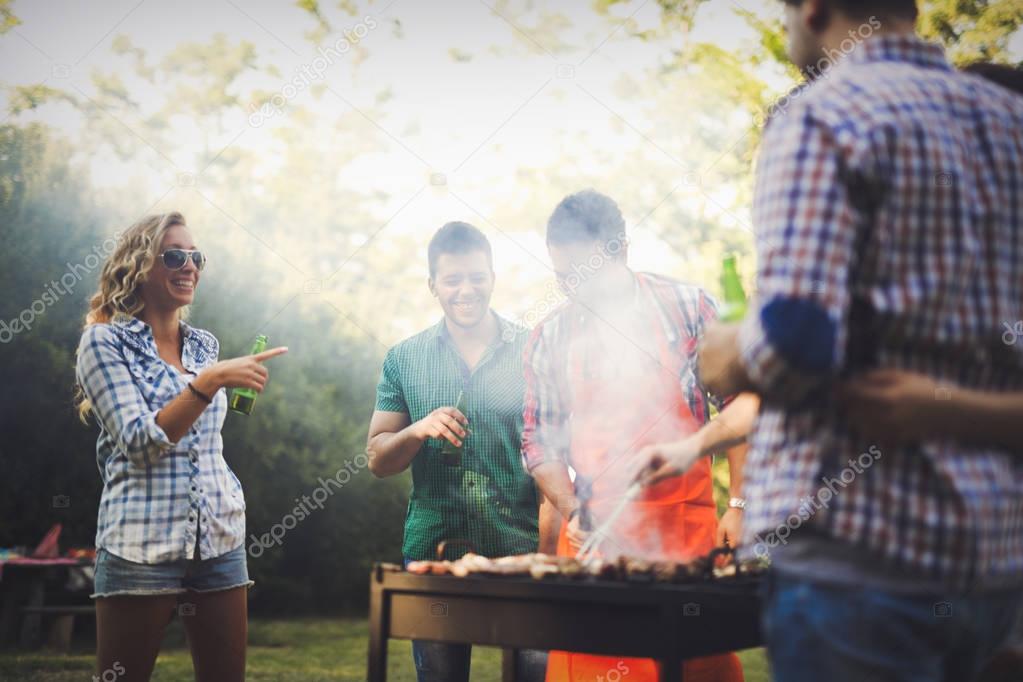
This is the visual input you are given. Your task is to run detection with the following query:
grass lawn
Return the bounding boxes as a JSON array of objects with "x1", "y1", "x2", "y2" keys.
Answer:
[{"x1": 0, "y1": 617, "x2": 771, "y2": 681}]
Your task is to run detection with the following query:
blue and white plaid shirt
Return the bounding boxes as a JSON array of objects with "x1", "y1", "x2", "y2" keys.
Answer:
[
  {"x1": 76, "y1": 316, "x2": 246, "y2": 563},
  {"x1": 738, "y1": 35, "x2": 1023, "y2": 590}
]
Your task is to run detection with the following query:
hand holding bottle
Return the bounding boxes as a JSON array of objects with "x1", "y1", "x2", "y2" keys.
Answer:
[
  {"x1": 203, "y1": 347, "x2": 288, "y2": 393},
  {"x1": 413, "y1": 407, "x2": 467, "y2": 445}
]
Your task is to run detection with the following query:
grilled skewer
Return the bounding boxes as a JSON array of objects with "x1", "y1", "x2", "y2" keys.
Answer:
[
  {"x1": 405, "y1": 544, "x2": 766, "y2": 583},
  {"x1": 576, "y1": 482, "x2": 642, "y2": 562}
]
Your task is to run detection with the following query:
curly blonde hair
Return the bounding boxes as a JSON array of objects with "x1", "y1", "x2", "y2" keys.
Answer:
[{"x1": 76, "y1": 212, "x2": 189, "y2": 422}]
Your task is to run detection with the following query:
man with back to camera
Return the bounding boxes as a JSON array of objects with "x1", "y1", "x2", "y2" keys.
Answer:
[
  {"x1": 366, "y1": 222, "x2": 554, "y2": 682},
  {"x1": 692, "y1": 1, "x2": 1023, "y2": 680}
]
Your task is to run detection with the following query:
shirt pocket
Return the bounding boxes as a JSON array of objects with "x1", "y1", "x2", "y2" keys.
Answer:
[{"x1": 124, "y1": 353, "x2": 175, "y2": 407}]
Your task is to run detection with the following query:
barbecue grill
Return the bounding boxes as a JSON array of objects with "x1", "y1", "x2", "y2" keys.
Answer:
[{"x1": 366, "y1": 550, "x2": 763, "y2": 682}]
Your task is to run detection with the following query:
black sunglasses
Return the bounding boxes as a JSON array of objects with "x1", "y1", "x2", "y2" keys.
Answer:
[{"x1": 160, "y1": 249, "x2": 207, "y2": 272}]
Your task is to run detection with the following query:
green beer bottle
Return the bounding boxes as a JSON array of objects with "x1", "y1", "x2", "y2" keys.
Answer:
[
  {"x1": 230, "y1": 335, "x2": 268, "y2": 415},
  {"x1": 720, "y1": 255, "x2": 748, "y2": 323},
  {"x1": 441, "y1": 390, "x2": 465, "y2": 467}
]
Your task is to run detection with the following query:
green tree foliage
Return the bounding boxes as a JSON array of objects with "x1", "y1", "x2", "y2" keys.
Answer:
[
  {"x1": 593, "y1": 0, "x2": 1021, "y2": 293},
  {"x1": 0, "y1": 117, "x2": 412, "y2": 613},
  {"x1": 0, "y1": 0, "x2": 18, "y2": 35},
  {"x1": 0, "y1": 122, "x2": 419, "y2": 613},
  {"x1": 920, "y1": 0, "x2": 1023, "y2": 64},
  {"x1": 0, "y1": 19, "x2": 415, "y2": 612},
  {"x1": 0, "y1": 124, "x2": 109, "y2": 550}
]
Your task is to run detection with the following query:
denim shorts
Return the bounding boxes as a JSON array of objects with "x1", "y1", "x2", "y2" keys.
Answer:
[{"x1": 92, "y1": 545, "x2": 253, "y2": 598}]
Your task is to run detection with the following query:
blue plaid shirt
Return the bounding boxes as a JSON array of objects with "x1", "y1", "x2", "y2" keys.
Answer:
[
  {"x1": 738, "y1": 35, "x2": 1023, "y2": 589},
  {"x1": 76, "y1": 316, "x2": 246, "y2": 563}
]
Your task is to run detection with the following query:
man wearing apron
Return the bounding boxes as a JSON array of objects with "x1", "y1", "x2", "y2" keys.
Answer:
[{"x1": 522, "y1": 190, "x2": 746, "y2": 682}]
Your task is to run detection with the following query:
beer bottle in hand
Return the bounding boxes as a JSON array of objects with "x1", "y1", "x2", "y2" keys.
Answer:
[
  {"x1": 441, "y1": 390, "x2": 466, "y2": 467},
  {"x1": 230, "y1": 335, "x2": 268, "y2": 415},
  {"x1": 720, "y1": 255, "x2": 748, "y2": 323}
]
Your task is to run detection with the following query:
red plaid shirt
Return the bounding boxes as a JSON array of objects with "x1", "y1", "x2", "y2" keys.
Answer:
[
  {"x1": 738, "y1": 35, "x2": 1023, "y2": 589},
  {"x1": 522, "y1": 271, "x2": 722, "y2": 473}
]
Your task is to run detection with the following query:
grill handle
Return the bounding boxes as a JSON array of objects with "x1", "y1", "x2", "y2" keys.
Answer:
[{"x1": 436, "y1": 539, "x2": 477, "y2": 561}]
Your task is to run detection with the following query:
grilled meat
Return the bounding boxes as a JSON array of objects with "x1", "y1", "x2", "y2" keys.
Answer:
[{"x1": 405, "y1": 550, "x2": 764, "y2": 584}]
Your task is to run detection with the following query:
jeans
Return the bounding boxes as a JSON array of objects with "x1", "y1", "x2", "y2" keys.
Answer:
[
  {"x1": 762, "y1": 569, "x2": 1023, "y2": 682},
  {"x1": 403, "y1": 558, "x2": 547, "y2": 682},
  {"x1": 411, "y1": 641, "x2": 547, "y2": 682}
]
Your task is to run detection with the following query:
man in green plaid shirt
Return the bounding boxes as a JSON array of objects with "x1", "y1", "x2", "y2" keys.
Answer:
[{"x1": 367, "y1": 221, "x2": 550, "y2": 682}]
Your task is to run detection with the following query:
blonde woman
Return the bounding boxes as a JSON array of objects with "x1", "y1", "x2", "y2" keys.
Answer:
[{"x1": 75, "y1": 212, "x2": 286, "y2": 682}]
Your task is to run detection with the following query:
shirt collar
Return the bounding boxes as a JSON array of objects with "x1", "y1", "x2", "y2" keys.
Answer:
[
  {"x1": 432, "y1": 312, "x2": 519, "y2": 347},
  {"x1": 844, "y1": 34, "x2": 952, "y2": 72},
  {"x1": 111, "y1": 315, "x2": 199, "y2": 367}
]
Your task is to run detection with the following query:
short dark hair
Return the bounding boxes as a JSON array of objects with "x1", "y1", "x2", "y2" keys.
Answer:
[
  {"x1": 427, "y1": 221, "x2": 493, "y2": 277},
  {"x1": 963, "y1": 62, "x2": 1023, "y2": 97},
  {"x1": 546, "y1": 190, "x2": 626, "y2": 247},
  {"x1": 780, "y1": 0, "x2": 918, "y2": 22}
]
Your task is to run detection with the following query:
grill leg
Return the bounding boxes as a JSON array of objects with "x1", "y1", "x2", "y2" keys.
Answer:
[
  {"x1": 660, "y1": 656, "x2": 683, "y2": 682},
  {"x1": 660, "y1": 604, "x2": 683, "y2": 682},
  {"x1": 502, "y1": 648, "x2": 519, "y2": 682},
  {"x1": 367, "y1": 574, "x2": 388, "y2": 682}
]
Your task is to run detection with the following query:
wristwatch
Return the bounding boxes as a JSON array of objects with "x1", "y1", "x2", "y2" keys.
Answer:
[{"x1": 728, "y1": 497, "x2": 747, "y2": 510}]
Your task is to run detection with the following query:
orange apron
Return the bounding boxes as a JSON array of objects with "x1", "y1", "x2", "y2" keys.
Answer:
[{"x1": 545, "y1": 299, "x2": 744, "y2": 682}]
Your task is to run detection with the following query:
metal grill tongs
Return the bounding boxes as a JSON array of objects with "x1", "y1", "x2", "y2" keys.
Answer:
[{"x1": 576, "y1": 481, "x2": 642, "y2": 562}]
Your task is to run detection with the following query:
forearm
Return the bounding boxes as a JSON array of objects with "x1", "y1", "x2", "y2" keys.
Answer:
[
  {"x1": 697, "y1": 393, "x2": 760, "y2": 456},
  {"x1": 367, "y1": 425, "x2": 424, "y2": 478},
  {"x1": 530, "y1": 461, "x2": 578, "y2": 519},
  {"x1": 935, "y1": 388, "x2": 1023, "y2": 452},
  {"x1": 537, "y1": 494, "x2": 561, "y2": 554},
  {"x1": 726, "y1": 442, "x2": 748, "y2": 498},
  {"x1": 701, "y1": 324, "x2": 757, "y2": 398},
  {"x1": 156, "y1": 369, "x2": 222, "y2": 444}
]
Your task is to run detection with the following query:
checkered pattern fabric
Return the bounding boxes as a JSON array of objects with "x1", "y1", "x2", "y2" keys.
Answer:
[
  {"x1": 76, "y1": 317, "x2": 245, "y2": 563},
  {"x1": 738, "y1": 35, "x2": 1023, "y2": 589},
  {"x1": 522, "y1": 271, "x2": 723, "y2": 472},
  {"x1": 375, "y1": 314, "x2": 540, "y2": 561}
]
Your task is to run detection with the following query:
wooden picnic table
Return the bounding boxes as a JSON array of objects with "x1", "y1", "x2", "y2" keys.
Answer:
[{"x1": 0, "y1": 557, "x2": 95, "y2": 650}]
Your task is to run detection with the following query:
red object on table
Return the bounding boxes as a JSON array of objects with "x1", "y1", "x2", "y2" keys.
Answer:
[
  {"x1": 31, "y1": 524, "x2": 61, "y2": 559},
  {"x1": 0, "y1": 525, "x2": 94, "y2": 580}
]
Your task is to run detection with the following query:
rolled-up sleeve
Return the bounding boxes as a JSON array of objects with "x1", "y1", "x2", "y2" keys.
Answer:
[
  {"x1": 692, "y1": 288, "x2": 732, "y2": 411},
  {"x1": 521, "y1": 324, "x2": 570, "y2": 472},
  {"x1": 375, "y1": 348, "x2": 408, "y2": 414},
  {"x1": 76, "y1": 325, "x2": 175, "y2": 467},
  {"x1": 738, "y1": 107, "x2": 859, "y2": 403}
]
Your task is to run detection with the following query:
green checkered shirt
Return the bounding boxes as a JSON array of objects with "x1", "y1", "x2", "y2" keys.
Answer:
[{"x1": 375, "y1": 314, "x2": 540, "y2": 561}]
